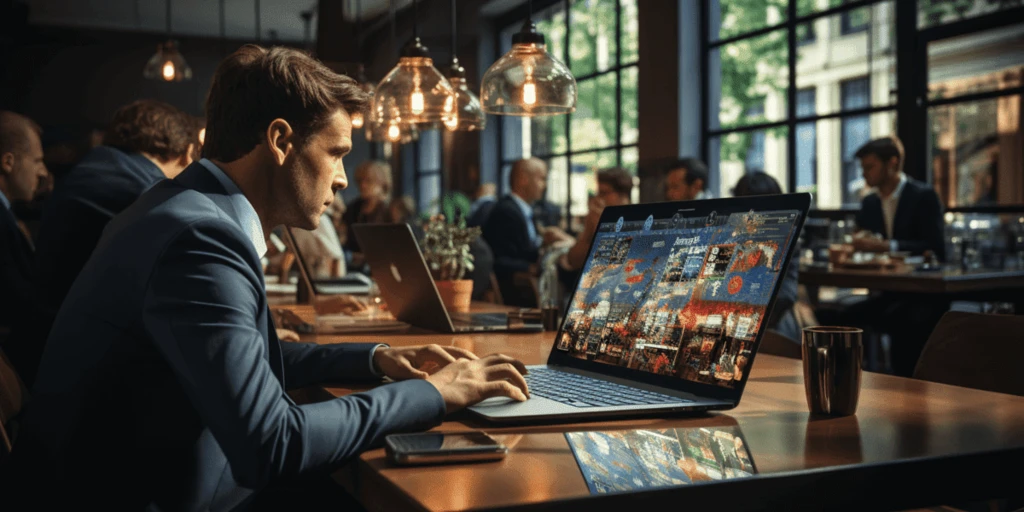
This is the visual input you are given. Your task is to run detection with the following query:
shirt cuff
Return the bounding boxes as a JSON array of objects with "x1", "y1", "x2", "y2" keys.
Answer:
[
  {"x1": 369, "y1": 343, "x2": 390, "y2": 377},
  {"x1": 889, "y1": 240, "x2": 899, "y2": 252}
]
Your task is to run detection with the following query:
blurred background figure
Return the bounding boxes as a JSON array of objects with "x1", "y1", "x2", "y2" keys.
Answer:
[
  {"x1": 731, "y1": 171, "x2": 800, "y2": 343},
  {"x1": 342, "y1": 159, "x2": 391, "y2": 270},
  {"x1": 467, "y1": 182, "x2": 496, "y2": 227},
  {"x1": 35, "y1": 99, "x2": 197, "y2": 313},
  {"x1": 389, "y1": 195, "x2": 423, "y2": 239},
  {"x1": 664, "y1": 157, "x2": 708, "y2": 202},
  {"x1": 0, "y1": 111, "x2": 50, "y2": 386}
]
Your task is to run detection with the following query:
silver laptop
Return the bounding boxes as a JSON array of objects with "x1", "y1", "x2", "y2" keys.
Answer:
[
  {"x1": 468, "y1": 193, "x2": 811, "y2": 423},
  {"x1": 352, "y1": 223, "x2": 542, "y2": 333},
  {"x1": 280, "y1": 226, "x2": 408, "y2": 333}
]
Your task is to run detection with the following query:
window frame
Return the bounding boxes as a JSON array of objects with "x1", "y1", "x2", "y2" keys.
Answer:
[{"x1": 495, "y1": 0, "x2": 640, "y2": 226}]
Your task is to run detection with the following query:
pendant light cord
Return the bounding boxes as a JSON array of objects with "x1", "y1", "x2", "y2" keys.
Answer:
[
  {"x1": 389, "y1": 0, "x2": 396, "y2": 59},
  {"x1": 528, "y1": 0, "x2": 534, "y2": 22},
  {"x1": 412, "y1": 0, "x2": 419, "y2": 39},
  {"x1": 255, "y1": 0, "x2": 261, "y2": 43},
  {"x1": 166, "y1": 0, "x2": 171, "y2": 36},
  {"x1": 450, "y1": 0, "x2": 456, "y2": 60},
  {"x1": 354, "y1": 0, "x2": 361, "y2": 55}
]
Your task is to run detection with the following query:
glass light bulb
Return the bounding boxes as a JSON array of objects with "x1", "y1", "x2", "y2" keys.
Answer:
[
  {"x1": 444, "y1": 115, "x2": 459, "y2": 130},
  {"x1": 410, "y1": 89, "x2": 425, "y2": 115},
  {"x1": 522, "y1": 81, "x2": 537, "y2": 105},
  {"x1": 387, "y1": 123, "x2": 401, "y2": 142},
  {"x1": 351, "y1": 111, "x2": 365, "y2": 128},
  {"x1": 162, "y1": 61, "x2": 175, "y2": 81}
]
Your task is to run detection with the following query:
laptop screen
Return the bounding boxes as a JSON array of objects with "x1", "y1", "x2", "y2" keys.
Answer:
[{"x1": 555, "y1": 206, "x2": 802, "y2": 390}]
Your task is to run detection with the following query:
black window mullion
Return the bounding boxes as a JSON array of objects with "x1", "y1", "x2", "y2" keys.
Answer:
[
  {"x1": 563, "y1": 0, "x2": 572, "y2": 225},
  {"x1": 787, "y1": 0, "x2": 797, "y2": 195},
  {"x1": 615, "y1": 0, "x2": 622, "y2": 168}
]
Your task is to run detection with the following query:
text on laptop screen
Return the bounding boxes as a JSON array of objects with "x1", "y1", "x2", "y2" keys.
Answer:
[{"x1": 557, "y1": 209, "x2": 801, "y2": 389}]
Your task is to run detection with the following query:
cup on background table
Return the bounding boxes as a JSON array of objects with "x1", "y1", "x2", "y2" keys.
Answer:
[{"x1": 802, "y1": 326, "x2": 863, "y2": 416}]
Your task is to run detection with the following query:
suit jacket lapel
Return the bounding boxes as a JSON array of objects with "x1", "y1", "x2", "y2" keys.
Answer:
[{"x1": 1, "y1": 205, "x2": 34, "y2": 267}]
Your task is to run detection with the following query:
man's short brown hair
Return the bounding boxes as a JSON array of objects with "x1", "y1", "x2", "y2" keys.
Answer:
[
  {"x1": 203, "y1": 45, "x2": 371, "y2": 162},
  {"x1": 855, "y1": 136, "x2": 904, "y2": 171},
  {"x1": 104, "y1": 100, "x2": 195, "y2": 161},
  {"x1": 0, "y1": 111, "x2": 43, "y2": 155},
  {"x1": 597, "y1": 167, "x2": 633, "y2": 198}
]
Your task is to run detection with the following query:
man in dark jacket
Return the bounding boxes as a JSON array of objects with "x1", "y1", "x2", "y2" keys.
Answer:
[
  {"x1": 35, "y1": 99, "x2": 197, "y2": 314},
  {"x1": 0, "y1": 111, "x2": 50, "y2": 385}
]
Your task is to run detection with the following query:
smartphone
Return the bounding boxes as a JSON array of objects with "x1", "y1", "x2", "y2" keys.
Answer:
[{"x1": 385, "y1": 431, "x2": 508, "y2": 466}]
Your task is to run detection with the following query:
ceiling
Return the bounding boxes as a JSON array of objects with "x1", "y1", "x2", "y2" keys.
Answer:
[{"x1": 27, "y1": 0, "x2": 399, "y2": 43}]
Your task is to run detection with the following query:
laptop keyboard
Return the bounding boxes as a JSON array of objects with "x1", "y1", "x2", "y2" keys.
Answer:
[{"x1": 525, "y1": 368, "x2": 691, "y2": 408}]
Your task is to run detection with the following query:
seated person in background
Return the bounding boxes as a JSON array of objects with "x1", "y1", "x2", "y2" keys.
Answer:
[
  {"x1": 483, "y1": 157, "x2": 571, "y2": 307},
  {"x1": 35, "y1": 99, "x2": 197, "y2": 315},
  {"x1": 533, "y1": 196, "x2": 562, "y2": 230},
  {"x1": 839, "y1": 136, "x2": 947, "y2": 377},
  {"x1": 664, "y1": 157, "x2": 709, "y2": 202},
  {"x1": 3, "y1": 45, "x2": 529, "y2": 509},
  {"x1": 341, "y1": 159, "x2": 391, "y2": 269},
  {"x1": 851, "y1": 136, "x2": 945, "y2": 260},
  {"x1": 467, "y1": 182, "x2": 496, "y2": 227},
  {"x1": 389, "y1": 194, "x2": 424, "y2": 240},
  {"x1": 732, "y1": 172, "x2": 800, "y2": 343},
  {"x1": 0, "y1": 111, "x2": 50, "y2": 386},
  {"x1": 563, "y1": 167, "x2": 633, "y2": 272}
]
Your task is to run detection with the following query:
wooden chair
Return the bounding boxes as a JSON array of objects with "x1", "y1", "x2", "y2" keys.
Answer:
[
  {"x1": 759, "y1": 329, "x2": 803, "y2": 360},
  {"x1": 482, "y1": 273, "x2": 505, "y2": 305},
  {"x1": 913, "y1": 311, "x2": 1024, "y2": 397},
  {"x1": 0, "y1": 347, "x2": 30, "y2": 459}
]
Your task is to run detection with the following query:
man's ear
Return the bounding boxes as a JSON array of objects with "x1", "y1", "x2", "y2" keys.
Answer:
[
  {"x1": 266, "y1": 119, "x2": 295, "y2": 166},
  {"x1": 0, "y1": 152, "x2": 14, "y2": 174}
]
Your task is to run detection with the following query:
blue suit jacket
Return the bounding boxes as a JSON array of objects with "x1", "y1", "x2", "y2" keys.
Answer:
[
  {"x1": 482, "y1": 195, "x2": 540, "y2": 276},
  {"x1": 34, "y1": 146, "x2": 166, "y2": 312},
  {"x1": 0, "y1": 199, "x2": 50, "y2": 386},
  {"x1": 854, "y1": 178, "x2": 946, "y2": 261},
  {"x1": 3, "y1": 162, "x2": 445, "y2": 510}
]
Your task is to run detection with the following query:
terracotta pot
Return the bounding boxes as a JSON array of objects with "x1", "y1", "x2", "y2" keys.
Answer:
[{"x1": 435, "y1": 279, "x2": 473, "y2": 313}]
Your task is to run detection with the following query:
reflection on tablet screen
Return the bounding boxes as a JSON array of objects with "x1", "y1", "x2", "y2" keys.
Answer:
[{"x1": 565, "y1": 426, "x2": 756, "y2": 495}]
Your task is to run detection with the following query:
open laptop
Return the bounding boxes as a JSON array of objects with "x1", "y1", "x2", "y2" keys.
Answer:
[
  {"x1": 352, "y1": 223, "x2": 543, "y2": 333},
  {"x1": 468, "y1": 193, "x2": 811, "y2": 423},
  {"x1": 280, "y1": 226, "x2": 407, "y2": 333}
]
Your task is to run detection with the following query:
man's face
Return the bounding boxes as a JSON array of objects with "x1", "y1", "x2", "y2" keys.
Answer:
[
  {"x1": 859, "y1": 154, "x2": 894, "y2": 188},
  {"x1": 278, "y1": 109, "x2": 352, "y2": 230},
  {"x1": 357, "y1": 173, "x2": 382, "y2": 200},
  {"x1": 2, "y1": 128, "x2": 48, "y2": 201},
  {"x1": 665, "y1": 168, "x2": 700, "y2": 202},
  {"x1": 519, "y1": 165, "x2": 547, "y2": 203},
  {"x1": 597, "y1": 183, "x2": 629, "y2": 207}
]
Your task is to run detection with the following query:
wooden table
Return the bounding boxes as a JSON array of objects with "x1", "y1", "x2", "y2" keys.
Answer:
[
  {"x1": 299, "y1": 329, "x2": 1024, "y2": 511},
  {"x1": 798, "y1": 265, "x2": 1024, "y2": 295}
]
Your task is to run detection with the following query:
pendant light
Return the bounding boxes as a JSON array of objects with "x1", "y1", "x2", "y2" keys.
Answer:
[
  {"x1": 366, "y1": 0, "x2": 417, "y2": 143},
  {"x1": 443, "y1": 0, "x2": 485, "y2": 131},
  {"x1": 480, "y1": 0, "x2": 576, "y2": 116},
  {"x1": 143, "y1": 0, "x2": 193, "y2": 82},
  {"x1": 350, "y1": 0, "x2": 374, "y2": 129},
  {"x1": 370, "y1": 0, "x2": 456, "y2": 129}
]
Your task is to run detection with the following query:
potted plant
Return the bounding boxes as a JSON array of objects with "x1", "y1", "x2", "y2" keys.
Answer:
[{"x1": 420, "y1": 214, "x2": 481, "y2": 313}]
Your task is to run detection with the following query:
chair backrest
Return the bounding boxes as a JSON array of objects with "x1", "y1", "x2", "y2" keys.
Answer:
[
  {"x1": 0, "y1": 347, "x2": 30, "y2": 457},
  {"x1": 913, "y1": 311, "x2": 1024, "y2": 396},
  {"x1": 759, "y1": 329, "x2": 803, "y2": 360}
]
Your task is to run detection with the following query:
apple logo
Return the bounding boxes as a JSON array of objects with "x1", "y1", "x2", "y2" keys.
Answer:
[{"x1": 389, "y1": 263, "x2": 402, "y2": 283}]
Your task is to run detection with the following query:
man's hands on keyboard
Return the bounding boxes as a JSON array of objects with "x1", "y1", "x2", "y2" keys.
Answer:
[{"x1": 426, "y1": 354, "x2": 531, "y2": 413}]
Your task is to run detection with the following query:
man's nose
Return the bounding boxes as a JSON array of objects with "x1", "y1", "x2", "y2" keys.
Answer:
[{"x1": 333, "y1": 174, "x2": 348, "y2": 192}]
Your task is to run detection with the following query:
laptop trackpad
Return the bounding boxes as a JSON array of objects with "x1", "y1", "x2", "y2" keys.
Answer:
[{"x1": 474, "y1": 396, "x2": 518, "y2": 407}]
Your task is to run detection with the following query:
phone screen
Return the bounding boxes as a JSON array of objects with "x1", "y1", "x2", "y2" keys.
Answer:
[{"x1": 388, "y1": 432, "x2": 503, "y2": 454}]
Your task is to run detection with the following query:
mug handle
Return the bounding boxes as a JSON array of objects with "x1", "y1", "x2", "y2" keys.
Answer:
[{"x1": 817, "y1": 346, "x2": 831, "y2": 414}]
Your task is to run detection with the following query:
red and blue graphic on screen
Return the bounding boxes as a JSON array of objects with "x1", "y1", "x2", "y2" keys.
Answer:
[{"x1": 557, "y1": 210, "x2": 799, "y2": 389}]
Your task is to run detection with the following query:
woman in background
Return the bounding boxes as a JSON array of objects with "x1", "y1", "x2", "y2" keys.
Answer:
[{"x1": 342, "y1": 160, "x2": 392, "y2": 268}]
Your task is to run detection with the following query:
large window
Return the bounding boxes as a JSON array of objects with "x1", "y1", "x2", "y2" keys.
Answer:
[
  {"x1": 705, "y1": 0, "x2": 897, "y2": 208},
  {"x1": 704, "y1": 0, "x2": 1024, "y2": 210},
  {"x1": 498, "y1": 0, "x2": 639, "y2": 227}
]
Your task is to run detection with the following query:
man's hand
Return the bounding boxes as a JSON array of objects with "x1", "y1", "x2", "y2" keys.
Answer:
[
  {"x1": 425, "y1": 354, "x2": 531, "y2": 413},
  {"x1": 372, "y1": 344, "x2": 480, "y2": 381},
  {"x1": 542, "y1": 226, "x2": 573, "y2": 245},
  {"x1": 585, "y1": 196, "x2": 606, "y2": 232},
  {"x1": 275, "y1": 328, "x2": 300, "y2": 342},
  {"x1": 314, "y1": 294, "x2": 368, "y2": 315}
]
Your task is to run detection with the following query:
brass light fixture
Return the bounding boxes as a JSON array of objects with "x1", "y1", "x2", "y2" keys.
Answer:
[
  {"x1": 480, "y1": 0, "x2": 576, "y2": 116},
  {"x1": 143, "y1": 0, "x2": 192, "y2": 82},
  {"x1": 444, "y1": 0, "x2": 485, "y2": 131},
  {"x1": 370, "y1": 0, "x2": 455, "y2": 130}
]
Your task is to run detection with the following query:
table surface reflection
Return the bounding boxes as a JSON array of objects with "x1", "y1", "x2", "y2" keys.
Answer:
[{"x1": 299, "y1": 329, "x2": 1024, "y2": 511}]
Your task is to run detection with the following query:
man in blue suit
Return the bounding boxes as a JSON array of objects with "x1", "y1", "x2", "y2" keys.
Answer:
[
  {"x1": 35, "y1": 99, "x2": 196, "y2": 314},
  {"x1": 4, "y1": 45, "x2": 529, "y2": 510},
  {"x1": 841, "y1": 136, "x2": 948, "y2": 377},
  {"x1": 0, "y1": 111, "x2": 50, "y2": 386}
]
